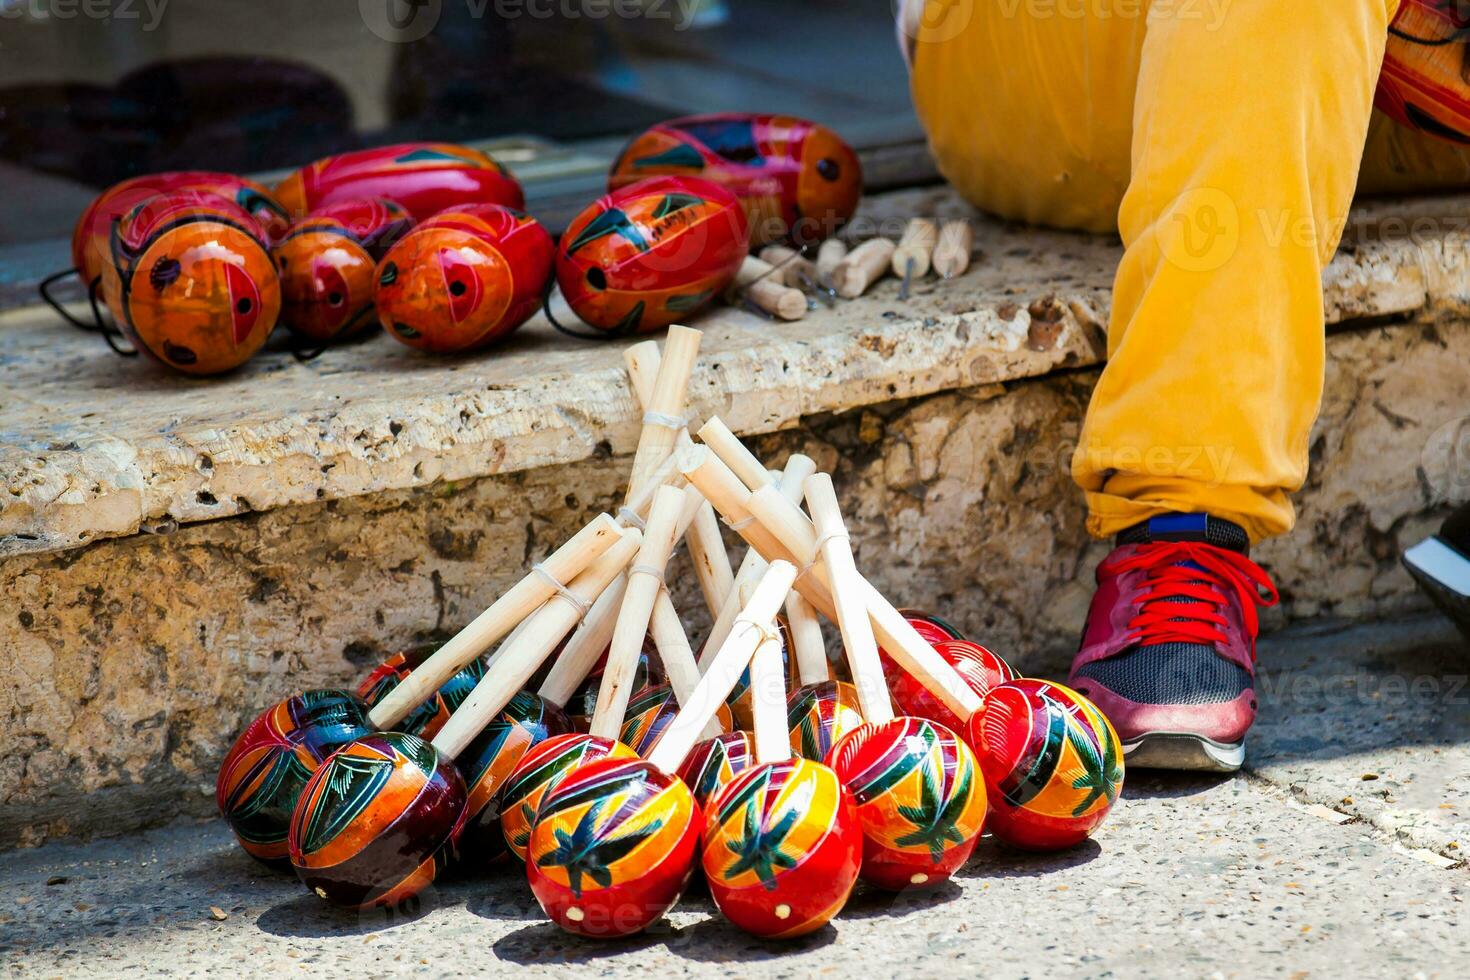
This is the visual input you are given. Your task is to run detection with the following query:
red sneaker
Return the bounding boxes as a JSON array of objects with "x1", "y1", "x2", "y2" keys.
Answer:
[{"x1": 1067, "y1": 514, "x2": 1278, "y2": 772}]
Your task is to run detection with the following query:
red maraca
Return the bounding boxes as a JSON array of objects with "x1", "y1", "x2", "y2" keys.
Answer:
[
  {"x1": 217, "y1": 514, "x2": 623, "y2": 864},
  {"x1": 555, "y1": 175, "x2": 747, "y2": 336},
  {"x1": 527, "y1": 558, "x2": 799, "y2": 938},
  {"x1": 701, "y1": 594, "x2": 861, "y2": 938},
  {"x1": 273, "y1": 141, "x2": 524, "y2": 220},
  {"x1": 377, "y1": 203, "x2": 554, "y2": 353},
  {"x1": 272, "y1": 197, "x2": 414, "y2": 344},
  {"x1": 887, "y1": 638, "x2": 1018, "y2": 734},
  {"x1": 289, "y1": 526, "x2": 642, "y2": 908},
  {"x1": 966, "y1": 678, "x2": 1124, "y2": 851}
]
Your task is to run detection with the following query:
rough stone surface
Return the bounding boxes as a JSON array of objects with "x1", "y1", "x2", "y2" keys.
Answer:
[
  {"x1": 3, "y1": 314, "x2": 1467, "y2": 850},
  {"x1": 0, "y1": 619, "x2": 1465, "y2": 977},
  {"x1": 6, "y1": 186, "x2": 1470, "y2": 561}
]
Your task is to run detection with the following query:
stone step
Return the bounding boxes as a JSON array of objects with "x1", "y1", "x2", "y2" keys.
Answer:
[{"x1": 2, "y1": 186, "x2": 1468, "y2": 848}]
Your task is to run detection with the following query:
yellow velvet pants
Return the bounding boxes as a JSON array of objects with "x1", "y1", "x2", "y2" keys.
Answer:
[{"x1": 910, "y1": 0, "x2": 1470, "y2": 543}]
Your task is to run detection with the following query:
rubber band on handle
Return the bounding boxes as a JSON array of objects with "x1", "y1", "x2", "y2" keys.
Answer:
[
  {"x1": 641, "y1": 411, "x2": 688, "y2": 430},
  {"x1": 629, "y1": 563, "x2": 666, "y2": 585},
  {"x1": 532, "y1": 562, "x2": 592, "y2": 617},
  {"x1": 616, "y1": 506, "x2": 646, "y2": 530}
]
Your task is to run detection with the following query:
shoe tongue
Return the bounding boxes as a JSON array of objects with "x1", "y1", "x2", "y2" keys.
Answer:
[{"x1": 1116, "y1": 514, "x2": 1249, "y2": 554}]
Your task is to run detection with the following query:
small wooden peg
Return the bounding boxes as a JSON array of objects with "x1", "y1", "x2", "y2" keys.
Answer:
[{"x1": 833, "y1": 238, "x2": 896, "y2": 299}]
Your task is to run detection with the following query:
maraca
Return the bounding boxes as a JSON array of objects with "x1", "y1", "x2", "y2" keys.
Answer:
[
  {"x1": 273, "y1": 197, "x2": 414, "y2": 344},
  {"x1": 67, "y1": 171, "x2": 288, "y2": 304},
  {"x1": 99, "y1": 189, "x2": 280, "y2": 375},
  {"x1": 289, "y1": 525, "x2": 643, "y2": 908},
  {"x1": 217, "y1": 514, "x2": 624, "y2": 863},
  {"x1": 701, "y1": 597, "x2": 862, "y2": 938},
  {"x1": 527, "y1": 559, "x2": 798, "y2": 938},
  {"x1": 887, "y1": 638, "x2": 1018, "y2": 734},
  {"x1": 681, "y1": 441, "x2": 990, "y2": 890},
  {"x1": 377, "y1": 204, "x2": 554, "y2": 353},
  {"x1": 609, "y1": 113, "x2": 862, "y2": 247},
  {"x1": 273, "y1": 141, "x2": 524, "y2": 219},
  {"x1": 966, "y1": 678, "x2": 1124, "y2": 851},
  {"x1": 555, "y1": 175, "x2": 747, "y2": 336}
]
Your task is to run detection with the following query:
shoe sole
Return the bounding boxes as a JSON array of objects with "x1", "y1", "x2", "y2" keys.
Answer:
[{"x1": 1122, "y1": 732, "x2": 1245, "y2": 773}]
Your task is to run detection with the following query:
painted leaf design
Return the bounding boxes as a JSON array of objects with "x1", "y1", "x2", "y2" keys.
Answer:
[{"x1": 536, "y1": 798, "x2": 664, "y2": 899}]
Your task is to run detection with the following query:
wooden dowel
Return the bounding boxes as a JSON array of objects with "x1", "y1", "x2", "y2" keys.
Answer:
[
  {"x1": 430, "y1": 526, "x2": 642, "y2": 758},
  {"x1": 589, "y1": 485, "x2": 687, "y2": 739},
  {"x1": 833, "y1": 238, "x2": 895, "y2": 299},
  {"x1": 804, "y1": 473, "x2": 893, "y2": 723},
  {"x1": 747, "y1": 616, "x2": 792, "y2": 765},
  {"x1": 366, "y1": 512, "x2": 622, "y2": 729},
  {"x1": 815, "y1": 238, "x2": 847, "y2": 287},
  {"x1": 626, "y1": 325, "x2": 700, "y2": 502},
  {"x1": 891, "y1": 217, "x2": 938, "y2": 280},
  {"x1": 758, "y1": 245, "x2": 817, "y2": 288},
  {"x1": 933, "y1": 219, "x2": 973, "y2": 279},
  {"x1": 696, "y1": 417, "x2": 772, "y2": 493},
  {"x1": 728, "y1": 257, "x2": 805, "y2": 320},
  {"x1": 646, "y1": 560, "x2": 797, "y2": 774}
]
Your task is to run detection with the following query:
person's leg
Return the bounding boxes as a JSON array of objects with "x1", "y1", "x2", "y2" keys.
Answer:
[{"x1": 1073, "y1": 0, "x2": 1402, "y2": 543}]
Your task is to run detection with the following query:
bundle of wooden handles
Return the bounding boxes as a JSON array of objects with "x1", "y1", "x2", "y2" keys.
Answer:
[{"x1": 360, "y1": 322, "x2": 980, "y2": 779}]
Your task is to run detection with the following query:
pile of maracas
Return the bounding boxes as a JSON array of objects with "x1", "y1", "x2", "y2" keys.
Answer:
[
  {"x1": 216, "y1": 326, "x2": 1124, "y2": 940},
  {"x1": 53, "y1": 113, "x2": 864, "y2": 375}
]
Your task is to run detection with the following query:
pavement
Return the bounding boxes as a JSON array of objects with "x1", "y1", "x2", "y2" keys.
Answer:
[{"x1": 2, "y1": 615, "x2": 1467, "y2": 978}]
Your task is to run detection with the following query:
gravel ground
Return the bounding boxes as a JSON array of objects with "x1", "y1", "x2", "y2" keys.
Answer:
[{"x1": 2, "y1": 616, "x2": 1467, "y2": 978}]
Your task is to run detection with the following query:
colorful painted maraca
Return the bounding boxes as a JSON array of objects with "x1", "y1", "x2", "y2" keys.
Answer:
[
  {"x1": 217, "y1": 514, "x2": 624, "y2": 863},
  {"x1": 377, "y1": 204, "x2": 554, "y2": 353},
  {"x1": 69, "y1": 171, "x2": 288, "y2": 299},
  {"x1": 887, "y1": 638, "x2": 1017, "y2": 734},
  {"x1": 273, "y1": 141, "x2": 524, "y2": 220},
  {"x1": 609, "y1": 114, "x2": 862, "y2": 247},
  {"x1": 680, "y1": 443, "x2": 990, "y2": 890},
  {"x1": 701, "y1": 601, "x2": 861, "y2": 938},
  {"x1": 527, "y1": 559, "x2": 799, "y2": 938},
  {"x1": 272, "y1": 197, "x2": 414, "y2": 344},
  {"x1": 289, "y1": 526, "x2": 643, "y2": 908},
  {"x1": 555, "y1": 175, "x2": 747, "y2": 336},
  {"x1": 965, "y1": 678, "x2": 1124, "y2": 852},
  {"x1": 99, "y1": 189, "x2": 280, "y2": 375}
]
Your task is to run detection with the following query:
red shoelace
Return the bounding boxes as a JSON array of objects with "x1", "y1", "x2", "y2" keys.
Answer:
[{"x1": 1101, "y1": 542, "x2": 1280, "y2": 655}]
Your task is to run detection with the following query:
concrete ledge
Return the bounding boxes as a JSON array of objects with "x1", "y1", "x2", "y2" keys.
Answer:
[{"x1": 5, "y1": 187, "x2": 1469, "y2": 560}]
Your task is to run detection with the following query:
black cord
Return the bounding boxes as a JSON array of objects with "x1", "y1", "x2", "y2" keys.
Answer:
[
  {"x1": 38, "y1": 268, "x2": 96, "y2": 331},
  {"x1": 1389, "y1": 24, "x2": 1470, "y2": 46},
  {"x1": 542, "y1": 280, "x2": 616, "y2": 341}
]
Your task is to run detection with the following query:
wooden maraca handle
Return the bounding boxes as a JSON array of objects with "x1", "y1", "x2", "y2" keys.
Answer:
[
  {"x1": 430, "y1": 526, "x2": 642, "y2": 759},
  {"x1": 747, "y1": 613, "x2": 793, "y2": 766},
  {"x1": 366, "y1": 511, "x2": 623, "y2": 729},
  {"x1": 686, "y1": 426, "x2": 980, "y2": 719},
  {"x1": 892, "y1": 217, "x2": 938, "y2": 279},
  {"x1": 833, "y1": 238, "x2": 895, "y2": 299},
  {"x1": 694, "y1": 452, "x2": 816, "y2": 669},
  {"x1": 625, "y1": 341, "x2": 733, "y2": 619},
  {"x1": 804, "y1": 473, "x2": 894, "y2": 724},
  {"x1": 933, "y1": 220, "x2": 973, "y2": 279},
  {"x1": 648, "y1": 590, "x2": 723, "y2": 740},
  {"x1": 588, "y1": 484, "x2": 687, "y2": 739},
  {"x1": 742, "y1": 482, "x2": 983, "y2": 720},
  {"x1": 646, "y1": 560, "x2": 798, "y2": 774},
  {"x1": 626, "y1": 325, "x2": 700, "y2": 503}
]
